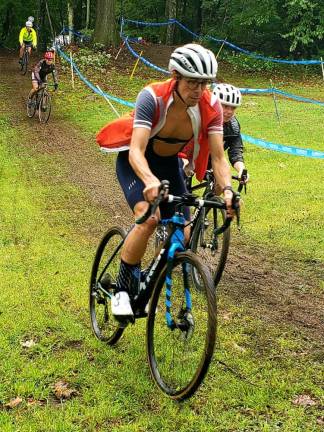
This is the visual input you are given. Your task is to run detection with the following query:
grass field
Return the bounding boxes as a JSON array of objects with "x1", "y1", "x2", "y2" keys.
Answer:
[{"x1": 0, "y1": 56, "x2": 323, "y2": 431}]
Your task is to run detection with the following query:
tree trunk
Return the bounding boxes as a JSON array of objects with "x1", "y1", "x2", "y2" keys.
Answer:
[
  {"x1": 38, "y1": 0, "x2": 47, "y2": 51},
  {"x1": 165, "y1": 0, "x2": 177, "y2": 45},
  {"x1": 67, "y1": 1, "x2": 74, "y2": 43},
  {"x1": 94, "y1": 0, "x2": 117, "y2": 47},
  {"x1": 86, "y1": 0, "x2": 90, "y2": 29}
]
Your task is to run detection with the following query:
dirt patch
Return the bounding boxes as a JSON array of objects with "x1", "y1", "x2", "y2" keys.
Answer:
[{"x1": 0, "y1": 49, "x2": 323, "y2": 342}]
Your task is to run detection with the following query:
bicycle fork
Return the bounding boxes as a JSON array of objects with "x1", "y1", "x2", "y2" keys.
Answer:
[{"x1": 164, "y1": 222, "x2": 193, "y2": 333}]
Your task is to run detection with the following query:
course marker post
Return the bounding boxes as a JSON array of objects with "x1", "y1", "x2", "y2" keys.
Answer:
[
  {"x1": 96, "y1": 85, "x2": 121, "y2": 117},
  {"x1": 115, "y1": 40, "x2": 126, "y2": 60},
  {"x1": 270, "y1": 79, "x2": 280, "y2": 124},
  {"x1": 130, "y1": 50, "x2": 143, "y2": 80},
  {"x1": 70, "y1": 51, "x2": 75, "y2": 89},
  {"x1": 321, "y1": 57, "x2": 324, "y2": 81},
  {"x1": 215, "y1": 38, "x2": 227, "y2": 59}
]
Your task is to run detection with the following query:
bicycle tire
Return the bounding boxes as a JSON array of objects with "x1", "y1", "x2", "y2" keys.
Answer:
[
  {"x1": 21, "y1": 51, "x2": 28, "y2": 75},
  {"x1": 38, "y1": 90, "x2": 52, "y2": 123},
  {"x1": 89, "y1": 226, "x2": 127, "y2": 345},
  {"x1": 146, "y1": 250, "x2": 217, "y2": 401},
  {"x1": 26, "y1": 93, "x2": 37, "y2": 118},
  {"x1": 190, "y1": 197, "x2": 230, "y2": 288}
]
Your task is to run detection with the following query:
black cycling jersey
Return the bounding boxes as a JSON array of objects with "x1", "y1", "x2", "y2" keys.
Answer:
[
  {"x1": 223, "y1": 116, "x2": 244, "y2": 166},
  {"x1": 33, "y1": 59, "x2": 58, "y2": 84}
]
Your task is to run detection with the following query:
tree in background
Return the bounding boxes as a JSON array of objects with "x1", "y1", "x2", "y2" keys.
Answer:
[
  {"x1": 165, "y1": 0, "x2": 177, "y2": 44},
  {"x1": 94, "y1": 0, "x2": 117, "y2": 46}
]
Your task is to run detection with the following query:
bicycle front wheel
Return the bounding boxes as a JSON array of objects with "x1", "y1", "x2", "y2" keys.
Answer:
[
  {"x1": 89, "y1": 226, "x2": 126, "y2": 345},
  {"x1": 38, "y1": 91, "x2": 52, "y2": 123},
  {"x1": 21, "y1": 51, "x2": 28, "y2": 75},
  {"x1": 146, "y1": 251, "x2": 217, "y2": 401},
  {"x1": 191, "y1": 197, "x2": 230, "y2": 288},
  {"x1": 26, "y1": 93, "x2": 37, "y2": 118}
]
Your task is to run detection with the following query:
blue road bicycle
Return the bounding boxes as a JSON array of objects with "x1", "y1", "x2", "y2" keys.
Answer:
[{"x1": 89, "y1": 181, "x2": 238, "y2": 400}]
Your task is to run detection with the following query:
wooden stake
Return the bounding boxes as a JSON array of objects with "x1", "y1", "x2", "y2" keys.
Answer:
[
  {"x1": 70, "y1": 51, "x2": 75, "y2": 89},
  {"x1": 216, "y1": 38, "x2": 227, "y2": 59},
  {"x1": 130, "y1": 50, "x2": 143, "y2": 80},
  {"x1": 115, "y1": 40, "x2": 125, "y2": 61},
  {"x1": 96, "y1": 85, "x2": 120, "y2": 118},
  {"x1": 270, "y1": 79, "x2": 280, "y2": 124},
  {"x1": 321, "y1": 57, "x2": 324, "y2": 81}
]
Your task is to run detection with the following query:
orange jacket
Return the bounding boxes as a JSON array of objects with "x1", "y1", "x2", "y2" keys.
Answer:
[{"x1": 96, "y1": 79, "x2": 223, "y2": 181}]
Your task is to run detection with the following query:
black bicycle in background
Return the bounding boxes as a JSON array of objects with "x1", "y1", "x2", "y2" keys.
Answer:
[
  {"x1": 89, "y1": 181, "x2": 239, "y2": 400},
  {"x1": 20, "y1": 45, "x2": 30, "y2": 76},
  {"x1": 26, "y1": 83, "x2": 54, "y2": 123},
  {"x1": 186, "y1": 169, "x2": 248, "y2": 288}
]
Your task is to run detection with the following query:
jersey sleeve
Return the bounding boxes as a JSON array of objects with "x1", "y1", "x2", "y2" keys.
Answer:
[
  {"x1": 225, "y1": 118, "x2": 244, "y2": 165},
  {"x1": 133, "y1": 89, "x2": 156, "y2": 130},
  {"x1": 207, "y1": 98, "x2": 223, "y2": 135},
  {"x1": 32, "y1": 29, "x2": 37, "y2": 46},
  {"x1": 33, "y1": 61, "x2": 42, "y2": 82},
  {"x1": 19, "y1": 28, "x2": 24, "y2": 45}
]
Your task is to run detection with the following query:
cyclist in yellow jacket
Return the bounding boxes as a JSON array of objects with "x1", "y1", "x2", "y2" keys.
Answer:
[{"x1": 19, "y1": 21, "x2": 37, "y2": 64}]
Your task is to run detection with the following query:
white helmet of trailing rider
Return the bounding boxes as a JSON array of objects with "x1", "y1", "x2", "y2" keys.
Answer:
[
  {"x1": 28, "y1": 16, "x2": 35, "y2": 22},
  {"x1": 168, "y1": 43, "x2": 218, "y2": 80},
  {"x1": 26, "y1": 21, "x2": 33, "y2": 28},
  {"x1": 213, "y1": 83, "x2": 242, "y2": 107}
]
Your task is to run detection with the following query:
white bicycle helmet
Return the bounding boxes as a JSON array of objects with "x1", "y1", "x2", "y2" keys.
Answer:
[
  {"x1": 169, "y1": 43, "x2": 218, "y2": 79},
  {"x1": 213, "y1": 83, "x2": 242, "y2": 107},
  {"x1": 28, "y1": 16, "x2": 35, "y2": 22},
  {"x1": 26, "y1": 21, "x2": 33, "y2": 28}
]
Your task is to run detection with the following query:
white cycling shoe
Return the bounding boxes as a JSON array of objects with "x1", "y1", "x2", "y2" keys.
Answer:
[{"x1": 111, "y1": 291, "x2": 134, "y2": 319}]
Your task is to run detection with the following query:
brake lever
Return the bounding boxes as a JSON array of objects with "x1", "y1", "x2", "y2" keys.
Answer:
[{"x1": 232, "y1": 192, "x2": 241, "y2": 228}]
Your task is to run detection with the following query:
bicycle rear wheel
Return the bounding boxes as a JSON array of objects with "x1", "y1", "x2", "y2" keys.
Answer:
[
  {"x1": 146, "y1": 251, "x2": 217, "y2": 400},
  {"x1": 89, "y1": 226, "x2": 127, "y2": 345},
  {"x1": 191, "y1": 197, "x2": 230, "y2": 288},
  {"x1": 38, "y1": 90, "x2": 52, "y2": 123}
]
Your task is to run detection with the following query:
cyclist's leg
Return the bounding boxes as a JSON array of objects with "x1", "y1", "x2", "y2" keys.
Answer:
[
  {"x1": 28, "y1": 75, "x2": 39, "y2": 105},
  {"x1": 113, "y1": 152, "x2": 158, "y2": 317},
  {"x1": 19, "y1": 43, "x2": 25, "y2": 62}
]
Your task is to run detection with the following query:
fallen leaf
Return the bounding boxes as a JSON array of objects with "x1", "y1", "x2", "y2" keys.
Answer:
[
  {"x1": 292, "y1": 394, "x2": 317, "y2": 407},
  {"x1": 21, "y1": 339, "x2": 36, "y2": 348},
  {"x1": 222, "y1": 311, "x2": 233, "y2": 321},
  {"x1": 53, "y1": 380, "x2": 78, "y2": 400},
  {"x1": 5, "y1": 397, "x2": 23, "y2": 409},
  {"x1": 317, "y1": 417, "x2": 324, "y2": 426},
  {"x1": 27, "y1": 398, "x2": 46, "y2": 406},
  {"x1": 232, "y1": 342, "x2": 246, "y2": 353}
]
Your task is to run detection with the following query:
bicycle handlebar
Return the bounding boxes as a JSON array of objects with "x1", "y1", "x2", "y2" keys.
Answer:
[{"x1": 136, "y1": 180, "x2": 240, "y2": 232}]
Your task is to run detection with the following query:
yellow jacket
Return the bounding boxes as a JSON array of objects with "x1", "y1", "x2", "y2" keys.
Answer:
[{"x1": 19, "y1": 27, "x2": 37, "y2": 46}]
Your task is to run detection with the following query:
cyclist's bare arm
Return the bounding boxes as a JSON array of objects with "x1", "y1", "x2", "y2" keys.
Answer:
[{"x1": 129, "y1": 128, "x2": 160, "y2": 203}]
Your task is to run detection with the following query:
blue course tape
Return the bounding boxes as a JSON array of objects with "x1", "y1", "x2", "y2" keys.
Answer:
[
  {"x1": 122, "y1": 35, "x2": 324, "y2": 107},
  {"x1": 57, "y1": 47, "x2": 135, "y2": 108},
  {"x1": 57, "y1": 47, "x2": 323, "y2": 160},
  {"x1": 241, "y1": 134, "x2": 324, "y2": 159},
  {"x1": 240, "y1": 88, "x2": 324, "y2": 106},
  {"x1": 122, "y1": 36, "x2": 170, "y2": 74},
  {"x1": 123, "y1": 18, "x2": 323, "y2": 65},
  {"x1": 60, "y1": 27, "x2": 91, "y2": 40}
]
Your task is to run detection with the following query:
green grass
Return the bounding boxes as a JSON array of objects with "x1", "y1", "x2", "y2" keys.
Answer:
[{"x1": 0, "y1": 63, "x2": 323, "y2": 430}]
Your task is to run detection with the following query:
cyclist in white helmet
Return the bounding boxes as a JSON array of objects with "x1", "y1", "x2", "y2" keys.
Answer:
[
  {"x1": 212, "y1": 83, "x2": 248, "y2": 183},
  {"x1": 96, "y1": 43, "x2": 237, "y2": 321},
  {"x1": 19, "y1": 20, "x2": 37, "y2": 63}
]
